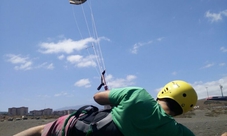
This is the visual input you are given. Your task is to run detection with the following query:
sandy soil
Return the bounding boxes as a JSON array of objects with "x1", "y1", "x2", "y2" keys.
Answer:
[
  {"x1": 175, "y1": 111, "x2": 227, "y2": 136},
  {"x1": 0, "y1": 109, "x2": 227, "y2": 136},
  {"x1": 0, "y1": 119, "x2": 55, "y2": 136}
]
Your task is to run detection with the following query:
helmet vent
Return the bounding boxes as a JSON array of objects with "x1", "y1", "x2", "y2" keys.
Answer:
[
  {"x1": 190, "y1": 104, "x2": 194, "y2": 107},
  {"x1": 183, "y1": 93, "x2": 187, "y2": 97}
]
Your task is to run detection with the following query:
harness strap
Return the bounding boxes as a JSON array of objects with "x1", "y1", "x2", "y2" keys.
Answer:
[
  {"x1": 94, "y1": 113, "x2": 112, "y2": 130},
  {"x1": 61, "y1": 105, "x2": 97, "y2": 136},
  {"x1": 75, "y1": 105, "x2": 98, "y2": 118},
  {"x1": 61, "y1": 111, "x2": 77, "y2": 136},
  {"x1": 61, "y1": 105, "x2": 112, "y2": 136}
]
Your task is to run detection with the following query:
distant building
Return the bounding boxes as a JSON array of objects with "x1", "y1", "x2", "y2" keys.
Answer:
[
  {"x1": 8, "y1": 107, "x2": 28, "y2": 116},
  {"x1": 53, "y1": 110, "x2": 66, "y2": 116},
  {"x1": 43, "y1": 108, "x2": 53, "y2": 116},
  {"x1": 30, "y1": 108, "x2": 53, "y2": 116},
  {"x1": 8, "y1": 107, "x2": 77, "y2": 116},
  {"x1": 30, "y1": 110, "x2": 43, "y2": 116},
  {"x1": 52, "y1": 109, "x2": 76, "y2": 116}
]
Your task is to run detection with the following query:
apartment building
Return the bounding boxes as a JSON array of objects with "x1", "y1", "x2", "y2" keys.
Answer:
[
  {"x1": 8, "y1": 107, "x2": 28, "y2": 116},
  {"x1": 8, "y1": 107, "x2": 76, "y2": 116},
  {"x1": 30, "y1": 108, "x2": 53, "y2": 116},
  {"x1": 52, "y1": 109, "x2": 77, "y2": 116}
]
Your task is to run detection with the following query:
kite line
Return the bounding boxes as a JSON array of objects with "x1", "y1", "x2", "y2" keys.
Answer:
[{"x1": 70, "y1": 0, "x2": 108, "y2": 91}]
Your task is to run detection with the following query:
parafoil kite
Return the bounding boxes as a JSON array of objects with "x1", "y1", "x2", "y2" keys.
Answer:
[{"x1": 69, "y1": 0, "x2": 87, "y2": 5}]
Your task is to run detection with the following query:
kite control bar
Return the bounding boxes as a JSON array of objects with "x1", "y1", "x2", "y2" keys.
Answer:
[
  {"x1": 97, "y1": 70, "x2": 108, "y2": 91},
  {"x1": 97, "y1": 70, "x2": 112, "y2": 109}
]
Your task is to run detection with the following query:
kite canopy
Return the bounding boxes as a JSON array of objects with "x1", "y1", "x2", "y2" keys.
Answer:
[{"x1": 69, "y1": 0, "x2": 87, "y2": 5}]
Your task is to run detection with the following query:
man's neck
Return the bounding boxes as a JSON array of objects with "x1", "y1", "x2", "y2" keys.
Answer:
[{"x1": 157, "y1": 100, "x2": 174, "y2": 116}]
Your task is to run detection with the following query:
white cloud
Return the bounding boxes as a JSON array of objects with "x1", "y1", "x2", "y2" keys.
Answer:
[
  {"x1": 106, "y1": 74, "x2": 137, "y2": 88},
  {"x1": 205, "y1": 9, "x2": 227, "y2": 22},
  {"x1": 157, "y1": 37, "x2": 164, "y2": 41},
  {"x1": 131, "y1": 43, "x2": 143, "y2": 54},
  {"x1": 126, "y1": 75, "x2": 137, "y2": 81},
  {"x1": 6, "y1": 54, "x2": 33, "y2": 70},
  {"x1": 222, "y1": 10, "x2": 227, "y2": 16},
  {"x1": 6, "y1": 54, "x2": 27, "y2": 64},
  {"x1": 36, "y1": 62, "x2": 54, "y2": 70},
  {"x1": 67, "y1": 54, "x2": 97, "y2": 68},
  {"x1": 39, "y1": 37, "x2": 97, "y2": 54},
  {"x1": 6, "y1": 54, "x2": 55, "y2": 70},
  {"x1": 15, "y1": 61, "x2": 32, "y2": 70},
  {"x1": 47, "y1": 63, "x2": 54, "y2": 70},
  {"x1": 74, "y1": 78, "x2": 91, "y2": 88},
  {"x1": 67, "y1": 55, "x2": 83, "y2": 63},
  {"x1": 201, "y1": 62, "x2": 214, "y2": 69},
  {"x1": 220, "y1": 46, "x2": 227, "y2": 52},
  {"x1": 37, "y1": 94, "x2": 50, "y2": 98},
  {"x1": 192, "y1": 76, "x2": 227, "y2": 99},
  {"x1": 171, "y1": 71, "x2": 177, "y2": 76},
  {"x1": 130, "y1": 38, "x2": 163, "y2": 54},
  {"x1": 54, "y1": 92, "x2": 69, "y2": 97},
  {"x1": 58, "y1": 54, "x2": 65, "y2": 60},
  {"x1": 130, "y1": 41, "x2": 152, "y2": 54},
  {"x1": 219, "y1": 63, "x2": 225, "y2": 66}
]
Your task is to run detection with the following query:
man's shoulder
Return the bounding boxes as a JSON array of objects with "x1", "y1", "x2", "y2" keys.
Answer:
[
  {"x1": 111, "y1": 87, "x2": 145, "y2": 92},
  {"x1": 110, "y1": 87, "x2": 151, "y2": 99},
  {"x1": 110, "y1": 87, "x2": 147, "y2": 97}
]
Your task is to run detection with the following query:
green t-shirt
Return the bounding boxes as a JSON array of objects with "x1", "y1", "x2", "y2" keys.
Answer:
[{"x1": 109, "y1": 87, "x2": 195, "y2": 136}]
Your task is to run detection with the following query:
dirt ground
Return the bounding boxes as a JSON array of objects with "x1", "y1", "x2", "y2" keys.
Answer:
[
  {"x1": 175, "y1": 110, "x2": 227, "y2": 136},
  {"x1": 0, "y1": 109, "x2": 226, "y2": 136}
]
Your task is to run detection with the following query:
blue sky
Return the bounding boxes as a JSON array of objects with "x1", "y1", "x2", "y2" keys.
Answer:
[{"x1": 0, "y1": 0, "x2": 227, "y2": 111}]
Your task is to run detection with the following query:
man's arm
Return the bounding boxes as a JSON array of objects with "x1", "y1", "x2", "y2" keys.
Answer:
[
  {"x1": 13, "y1": 125, "x2": 45, "y2": 136},
  {"x1": 93, "y1": 90, "x2": 112, "y2": 105}
]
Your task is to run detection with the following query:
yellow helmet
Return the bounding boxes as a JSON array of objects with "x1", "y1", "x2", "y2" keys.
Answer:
[{"x1": 157, "y1": 80, "x2": 197, "y2": 114}]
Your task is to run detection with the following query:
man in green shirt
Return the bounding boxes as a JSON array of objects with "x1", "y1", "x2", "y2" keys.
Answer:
[
  {"x1": 14, "y1": 80, "x2": 197, "y2": 136},
  {"x1": 94, "y1": 80, "x2": 198, "y2": 136}
]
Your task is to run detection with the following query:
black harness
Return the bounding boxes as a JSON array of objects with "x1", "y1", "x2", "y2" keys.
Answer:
[{"x1": 62, "y1": 105, "x2": 124, "y2": 136}]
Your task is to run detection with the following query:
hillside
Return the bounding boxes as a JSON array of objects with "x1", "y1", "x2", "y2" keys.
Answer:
[
  {"x1": 196, "y1": 98, "x2": 227, "y2": 109},
  {"x1": 176, "y1": 99, "x2": 227, "y2": 118}
]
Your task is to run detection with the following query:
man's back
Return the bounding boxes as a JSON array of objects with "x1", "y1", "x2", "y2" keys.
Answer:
[{"x1": 109, "y1": 87, "x2": 195, "y2": 136}]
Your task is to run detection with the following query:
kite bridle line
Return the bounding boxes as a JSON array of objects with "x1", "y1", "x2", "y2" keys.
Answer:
[{"x1": 71, "y1": 1, "x2": 109, "y2": 92}]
